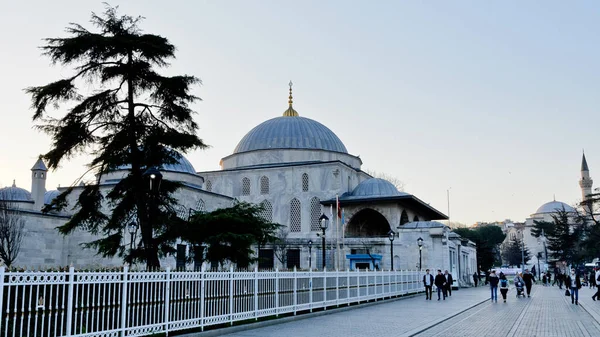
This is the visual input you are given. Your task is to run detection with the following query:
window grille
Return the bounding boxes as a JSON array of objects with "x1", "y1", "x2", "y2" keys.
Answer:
[
  {"x1": 259, "y1": 200, "x2": 273, "y2": 222},
  {"x1": 205, "y1": 180, "x2": 212, "y2": 192},
  {"x1": 286, "y1": 249, "x2": 300, "y2": 269},
  {"x1": 242, "y1": 177, "x2": 250, "y2": 195},
  {"x1": 399, "y1": 210, "x2": 409, "y2": 226},
  {"x1": 302, "y1": 173, "x2": 309, "y2": 192},
  {"x1": 290, "y1": 198, "x2": 301, "y2": 232},
  {"x1": 310, "y1": 197, "x2": 321, "y2": 231},
  {"x1": 258, "y1": 249, "x2": 274, "y2": 269},
  {"x1": 260, "y1": 176, "x2": 270, "y2": 194},
  {"x1": 196, "y1": 199, "x2": 206, "y2": 213},
  {"x1": 176, "y1": 205, "x2": 187, "y2": 219},
  {"x1": 413, "y1": 215, "x2": 419, "y2": 222}
]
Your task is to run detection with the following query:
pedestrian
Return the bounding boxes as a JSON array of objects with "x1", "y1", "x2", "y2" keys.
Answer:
[
  {"x1": 522, "y1": 269, "x2": 535, "y2": 298},
  {"x1": 589, "y1": 270, "x2": 595, "y2": 289},
  {"x1": 592, "y1": 268, "x2": 600, "y2": 301},
  {"x1": 565, "y1": 268, "x2": 582, "y2": 305},
  {"x1": 499, "y1": 274, "x2": 509, "y2": 303},
  {"x1": 542, "y1": 273, "x2": 547, "y2": 286},
  {"x1": 444, "y1": 270, "x2": 453, "y2": 297},
  {"x1": 489, "y1": 270, "x2": 499, "y2": 302},
  {"x1": 423, "y1": 269, "x2": 434, "y2": 300},
  {"x1": 473, "y1": 272, "x2": 479, "y2": 287},
  {"x1": 434, "y1": 269, "x2": 447, "y2": 301},
  {"x1": 558, "y1": 271, "x2": 564, "y2": 289}
]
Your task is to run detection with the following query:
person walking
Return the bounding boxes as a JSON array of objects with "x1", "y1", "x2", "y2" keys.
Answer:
[
  {"x1": 444, "y1": 270, "x2": 453, "y2": 297},
  {"x1": 499, "y1": 274, "x2": 510, "y2": 303},
  {"x1": 522, "y1": 269, "x2": 535, "y2": 298},
  {"x1": 434, "y1": 269, "x2": 447, "y2": 300},
  {"x1": 423, "y1": 269, "x2": 434, "y2": 300},
  {"x1": 489, "y1": 270, "x2": 499, "y2": 302},
  {"x1": 473, "y1": 272, "x2": 479, "y2": 287},
  {"x1": 592, "y1": 267, "x2": 600, "y2": 301},
  {"x1": 566, "y1": 268, "x2": 582, "y2": 305}
]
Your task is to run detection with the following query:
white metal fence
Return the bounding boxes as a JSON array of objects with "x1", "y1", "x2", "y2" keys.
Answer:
[{"x1": 0, "y1": 267, "x2": 424, "y2": 337}]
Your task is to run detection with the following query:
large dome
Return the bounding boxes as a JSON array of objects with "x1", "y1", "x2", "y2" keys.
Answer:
[
  {"x1": 116, "y1": 150, "x2": 196, "y2": 175},
  {"x1": 233, "y1": 116, "x2": 348, "y2": 154},
  {"x1": 534, "y1": 200, "x2": 576, "y2": 214},
  {"x1": 0, "y1": 182, "x2": 32, "y2": 202},
  {"x1": 351, "y1": 178, "x2": 407, "y2": 197}
]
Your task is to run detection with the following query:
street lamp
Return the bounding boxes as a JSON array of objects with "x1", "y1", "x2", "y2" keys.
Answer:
[
  {"x1": 143, "y1": 167, "x2": 163, "y2": 269},
  {"x1": 319, "y1": 214, "x2": 329, "y2": 269},
  {"x1": 417, "y1": 237, "x2": 423, "y2": 270},
  {"x1": 308, "y1": 240, "x2": 313, "y2": 270},
  {"x1": 388, "y1": 231, "x2": 395, "y2": 270},
  {"x1": 143, "y1": 167, "x2": 163, "y2": 192},
  {"x1": 127, "y1": 221, "x2": 137, "y2": 264},
  {"x1": 519, "y1": 230, "x2": 525, "y2": 273}
]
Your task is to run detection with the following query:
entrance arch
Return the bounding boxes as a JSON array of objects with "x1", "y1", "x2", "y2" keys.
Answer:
[{"x1": 346, "y1": 208, "x2": 390, "y2": 237}]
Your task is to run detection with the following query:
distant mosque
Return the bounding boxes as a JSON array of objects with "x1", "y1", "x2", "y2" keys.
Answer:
[
  {"x1": 1, "y1": 83, "x2": 477, "y2": 282},
  {"x1": 501, "y1": 153, "x2": 593, "y2": 270}
]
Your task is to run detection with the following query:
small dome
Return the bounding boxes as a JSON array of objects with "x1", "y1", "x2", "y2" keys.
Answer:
[
  {"x1": 351, "y1": 178, "x2": 407, "y2": 197},
  {"x1": 0, "y1": 181, "x2": 33, "y2": 202},
  {"x1": 116, "y1": 150, "x2": 196, "y2": 175},
  {"x1": 233, "y1": 116, "x2": 348, "y2": 154},
  {"x1": 44, "y1": 190, "x2": 60, "y2": 205},
  {"x1": 534, "y1": 201, "x2": 576, "y2": 214}
]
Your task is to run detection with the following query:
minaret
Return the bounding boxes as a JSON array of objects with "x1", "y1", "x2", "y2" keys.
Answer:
[
  {"x1": 579, "y1": 152, "x2": 593, "y2": 214},
  {"x1": 31, "y1": 156, "x2": 48, "y2": 211}
]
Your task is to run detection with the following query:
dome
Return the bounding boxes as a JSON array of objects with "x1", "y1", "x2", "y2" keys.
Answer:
[
  {"x1": 0, "y1": 182, "x2": 32, "y2": 202},
  {"x1": 351, "y1": 178, "x2": 407, "y2": 197},
  {"x1": 116, "y1": 150, "x2": 196, "y2": 175},
  {"x1": 534, "y1": 201, "x2": 576, "y2": 214},
  {"x1": 233, "y1": 116, "x2": 348, "y2": 154},
  {"x1": 44, "y1": 190, "x2": 60, "y2": 205}
]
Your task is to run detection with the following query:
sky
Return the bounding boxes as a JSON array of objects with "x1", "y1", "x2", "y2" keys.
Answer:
[{"x1": 1, "y1": 1, "x2": 599, "y2": 225}]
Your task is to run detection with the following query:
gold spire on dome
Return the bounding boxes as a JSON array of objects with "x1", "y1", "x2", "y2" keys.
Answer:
[{"x1": 283, "y1": 80, "x2": 299, "y2": 117}]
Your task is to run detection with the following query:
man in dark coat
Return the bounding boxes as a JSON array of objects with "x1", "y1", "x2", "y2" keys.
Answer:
[
  {"x1": 444, "y1": 270, "x2": 454, "y2": 296},
  {"x1": 522, "y1": 269, "x2": 535, "y2": 297},
  {"x1": 434, "y1": 269, "x2": 447, "y2": 300},
  {"x1": 423, "y1": 269, "x2": 434, "y2": 300},
  {"x1": 473, "y1": 272, "x2": 479, "y2": 287}
]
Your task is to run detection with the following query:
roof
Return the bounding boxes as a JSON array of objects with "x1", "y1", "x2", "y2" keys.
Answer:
[
  {"x1": 400, "y1": 221, "x2": 447, "y2": 229},
  {"x1": 534, "y1": 200, "x2": 576, "y2": 215},
  {"x1": 322, "y1": 194, "x2": 448, "y2": 220},
  {"x1": 44, "y1": 190, "x2": 60, "y2": 205},
  {"x1": 233, "y1": 116, "x2": 348, "y2": 154},
  {"x1": 349, "y1": 178, "x2": 408, "y2": 198},
  {"x1": 0, "y1": 181, "x2": 33, "y2": 202},
  {"x1": 116, "y1": 149, "x2": 196, "y2": 175},
  {"x1": 31, "y1": 157, "x2": 48, "y2": 171},
  {"x1": 582, "y1": 153, "x2": 589, "y2": 171}
]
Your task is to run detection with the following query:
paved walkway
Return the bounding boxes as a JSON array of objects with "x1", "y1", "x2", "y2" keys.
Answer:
[{"x1": 217, "y1": 284, "x2": 600, "y2": 337}]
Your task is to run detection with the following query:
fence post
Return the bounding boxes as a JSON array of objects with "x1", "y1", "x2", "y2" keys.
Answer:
[
  {"x1": 65, "y1": 266, "x2": 75, "y2": 337},
  {"x1": 254, "y1": 266, "x2": 258, "y2": 320},
  {"x1": 308, "y1": 268, "x2": 313, "y2": 312},
  {"x1": 275, "y1": 268, "x2": 279, "y2": 317},
  {"x1": 293, "y1": 266, "x2": 297, "y2": 315},
  {"x1": 229, "y1": 266, "x2": 234, "y2": 325},
  {"x1": 164, "y1": 267, "x2": 171, "y2": 335},
  {"x1": 357, "y1": 268, "x2": 360, "y2": 304},
  {"x1": 0, "y1": 266, "x2": 4, "y2": 332},
  {"x1": 346, "y1": 269, "x2": 350, "y2": 306},
  {"x1": 200, "y1": 265, "x2": 205, "y2": 331},
  {"x1": 335, "y1": 269, "x2": 339, "y2": 307}
]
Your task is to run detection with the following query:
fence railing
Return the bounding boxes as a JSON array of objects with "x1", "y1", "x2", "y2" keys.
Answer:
[{"x1": 0, "y1": 266, "x2": 424, "y2": 337}]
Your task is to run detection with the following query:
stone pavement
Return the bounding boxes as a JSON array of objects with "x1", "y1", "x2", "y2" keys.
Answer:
[{"x1": 216, "y1": 284, "x2": 600, "y2": 337}]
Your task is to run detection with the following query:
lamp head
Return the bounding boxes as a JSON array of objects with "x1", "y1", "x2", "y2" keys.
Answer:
[
  {"x1": 319, "y1": 213, "x2": 329, "y2": 230},
  {"x1": 308, "y1": 240, "x2": 312, "y2": 247},
  {"x1": 388, "y1": 230, "x2": 395, "y2": 242},
  {"x1": 127, "y1": 221, "x2": 137, "y2": 234},
  {"x1": 417, "y1": 237, "x2": 423, "y2": 247}
]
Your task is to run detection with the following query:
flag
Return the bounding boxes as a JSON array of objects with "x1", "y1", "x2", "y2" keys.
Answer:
[{"x1": 336, "y1": 196, "x2": 342, "y2": 219}]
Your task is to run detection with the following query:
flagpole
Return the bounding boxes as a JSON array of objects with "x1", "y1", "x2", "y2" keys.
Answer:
[
  {"x1": 329, "y1": 204, "x2": 333, "y2": 267},
  {"x1": 336, "y1": 195, "x2": 340, "y2": 270}
]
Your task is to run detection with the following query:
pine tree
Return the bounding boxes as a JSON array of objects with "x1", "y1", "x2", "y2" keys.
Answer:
[
  {"x1": 501, "y1": 236, "x2": 531, "y2": 267},
  {"x1": 545, "y1": 209, "x2": 582, "y2": 264},
  {"x1": 26, "y1": 5, "x2": 206, "y2": 268}
]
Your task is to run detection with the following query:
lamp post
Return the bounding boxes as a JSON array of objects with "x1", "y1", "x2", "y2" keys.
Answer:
[
  {"x1": 519, "y1": 230, "x2": 525, "y2": 273},
  {"x1": 143, "y1": 167, "x2": 163, "y2": 269},
  {"x1": 319, "y1": 214, "x2": 329, "y2": 270},
  {"x1": 127, "y1": 221, "x2": 137, "y2": 264},
  {"x1": 308, "y1": 240, "x2": 313, "y2": 270},
  {"x1": 417, "y1": 237, "x2": 423, "y2": 270},
  {"x1": 388, "y1": 231, "x2": 395, "y2": 270}
]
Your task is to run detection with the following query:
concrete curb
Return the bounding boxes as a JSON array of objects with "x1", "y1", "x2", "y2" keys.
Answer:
[
  {"x1": 400, "y1": 297, "x2": 490, "y2": 337},
  {"x1": 181, "y1": 292, "x2": 423, "y2": 337}
]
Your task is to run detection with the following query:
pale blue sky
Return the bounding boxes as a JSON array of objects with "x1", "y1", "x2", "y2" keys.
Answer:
[{"x1": 1, "y1": 1, "x2": 599, "y2": 225}]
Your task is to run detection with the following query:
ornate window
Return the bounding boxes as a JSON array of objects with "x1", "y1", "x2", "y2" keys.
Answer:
[
  {"x1": 399, "y1": 210, "x2": 409, "y2": 226},
  {"x1": 205, "y1": 180, "x2": 212, "y2": 192},
  {"x1": 302, "y1": 173, "x2": 309, "y2": 192},
  {"x1": 176, "y1": 205, "x2": 187, "y2": 219},
  {"x1": 413, "y1": 215, "x2": 420, "y2": 222},
  {"x1": 310, "y1": 197, "x2": 321, "y2": 231},
  {"x1": 195, "y1": 199, "x2": 206, "y2": 213},
  {"x1": 260, "y1": 176, "x2": 270, "y2": 195},
  {"x1": 259, "y1": 200, "x2": 273, "y2": 222},
  {"x1": 290, "y1": 198, "x2": 301, "y2": 232},
  {"x1": 242, "y1": 177, "x2": 251, "y2": 196}
]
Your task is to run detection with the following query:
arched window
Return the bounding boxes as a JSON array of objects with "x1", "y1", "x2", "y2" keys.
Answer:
[
  {"x1": 413, "y1": 215, "x2": 420, "y2": 222},
  {"x1": 259, "y1": 200, "x2": 273, "y2": 222},
  {"x1": 176, "y1": 205, "x2": 187, "y2": 219},
  {"x1": 290, "y1": 198, "x2": 301, "y2": 232},
  {"x1": 205, "y1": 180, "x2": 212, "y2": 192},
  {"x1": 310, "y1": 197, "x2": 321, "y2": 231},
  {"x1": 260, "y1": 176, "x2": 270, "y2": 195},
  {"x1": 195, "y1": 199, "x2": 206, "y2": 213},
  {"x1": 242, "y1": 177, "x2": 251, "y2": 195},
  {"x1": 302, "y1": 173, "x2": 309, "y2": 192},
  {"x1": 399, "y1": 210, "x2": 409, "y2": 226}
]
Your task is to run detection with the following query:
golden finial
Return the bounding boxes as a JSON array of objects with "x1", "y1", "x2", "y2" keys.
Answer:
[{"x1": 283, "y1": 80, "x2": 299, "y2": 117}]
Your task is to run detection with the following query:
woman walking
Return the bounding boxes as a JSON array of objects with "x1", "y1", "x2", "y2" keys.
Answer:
[
  {"x1": 489, "y1": 270, "x2": 499, "y2": 302},
  {"x1": 566, "y1": 268, "x2": 582, "y2": 305},
  {"x1": 499, "y1": 274, "x2": 510, "y2": 303}
]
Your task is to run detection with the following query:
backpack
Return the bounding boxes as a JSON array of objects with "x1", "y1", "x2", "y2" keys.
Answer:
[{"x1": 500, "y1": 279, "x2": 508, "y2": 288}]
